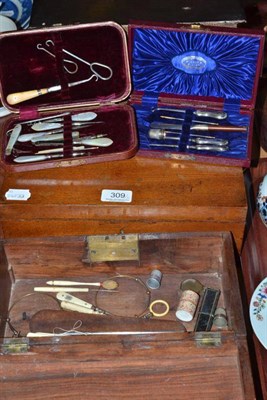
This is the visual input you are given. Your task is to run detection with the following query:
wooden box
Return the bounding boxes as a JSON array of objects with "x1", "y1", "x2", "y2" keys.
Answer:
[
  {"x1": 0, "y1": 231, "x2": 255, "y2": 399},
  {"x1": 0, "y1": 156, "x2": 248, "y2": 252},
  {"x1": 241, "y1": 159, "x2": 267, "y2": 399}
]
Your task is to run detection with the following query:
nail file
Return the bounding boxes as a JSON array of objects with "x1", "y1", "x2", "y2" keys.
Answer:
[
  {"x1": 19, "y1": 112, "x2": 70, "y2": 125},
  {"x1": 5, "y1": 124, "x2": 22, "y2": 155},
  {"x1": 49, "y1": 280, "x2": 101, "y2": 287},
  {"x1": 37, "y1": 145, "x2": 84, "y2": 155}
]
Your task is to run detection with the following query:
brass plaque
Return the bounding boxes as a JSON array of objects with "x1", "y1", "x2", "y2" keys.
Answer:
[{"x1": 86, "y1": 233, "x2": 139, "y2": 263}]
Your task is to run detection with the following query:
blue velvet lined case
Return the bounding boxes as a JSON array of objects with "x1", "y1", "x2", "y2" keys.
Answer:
[{"x1": 129, "y1": 22, "x2": 265, "y2": 166}]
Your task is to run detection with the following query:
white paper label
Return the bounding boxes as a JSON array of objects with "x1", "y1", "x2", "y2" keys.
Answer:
[
  {"x1": 101, "y1": 189, "x2": 132, "y2": 203},
  {"x1": 5, "y1": 189, "x2": 31, "y2": 201}
]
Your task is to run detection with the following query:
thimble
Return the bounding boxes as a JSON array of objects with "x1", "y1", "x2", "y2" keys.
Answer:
[
  {"x1": 213, "y1": 307, "x2": 228, "y2": 328},
  {"x1": 146, "y1": 269, "x2": 162, "y2": 290}
]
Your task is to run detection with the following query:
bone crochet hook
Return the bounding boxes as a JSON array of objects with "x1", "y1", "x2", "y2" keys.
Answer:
[
  {"x1": 34, "y1": 287, "x2": 90, "y2": 292},
  {"x1": 48, "y1": 279, "x2": 118, "y2": 289}
]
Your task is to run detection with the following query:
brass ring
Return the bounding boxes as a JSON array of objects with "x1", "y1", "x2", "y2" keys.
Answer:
[{"x1": 149, "y1": 299, "x2": 170, "y2": 317}]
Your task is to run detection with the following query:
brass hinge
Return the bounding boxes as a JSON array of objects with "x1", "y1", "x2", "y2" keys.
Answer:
[
  {"x1": 194, "y1": 332, "x2": 222, "y2": 348},
  {"x1": 1, "y1": 338, "x2": 29, "y2": 354},
  {"x1": 84, "y1": 232, "x2": 140, "y2": 263}
]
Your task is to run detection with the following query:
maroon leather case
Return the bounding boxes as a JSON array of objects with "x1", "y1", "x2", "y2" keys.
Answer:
[{"x1": 0, "y1": 22, "x2": 138, "y2": 171}]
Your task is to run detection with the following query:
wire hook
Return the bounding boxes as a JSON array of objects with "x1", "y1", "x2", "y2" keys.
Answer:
[
  {"x1": 37, "y1": 41, "x2": 79, "y2": 75},
  {"x1": 37, "y1": 40, "x2": 113, "y2": 82}
]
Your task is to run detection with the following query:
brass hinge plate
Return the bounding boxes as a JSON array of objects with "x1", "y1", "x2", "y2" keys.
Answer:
[
  {"x1": 194, "y1": 332, "x2": 222, "y2": 348},
  {"x1": 85, "y1": 233, "x2": 139, "y2": 263},
  {"x1": 1, "y1": 338, "x2": 29, "y2": 354}
]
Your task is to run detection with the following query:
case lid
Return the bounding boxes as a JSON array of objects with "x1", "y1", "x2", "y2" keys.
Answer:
[
  {"x1": 129, "y1": 22, "x2": 265, "y2": 110},
  {"x1": 0, "y1": 22, "x2": 131, "y2": 115}
]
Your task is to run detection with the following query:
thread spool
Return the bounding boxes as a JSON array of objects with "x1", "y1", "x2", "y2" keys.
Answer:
[
  {"x1": 176, "y1": 289, "x2": 199, "y2": 322},
  {"x1": 146, "y1": 269, "x2": 162, "y2": 289},
  {"x1": 213, "y1": 307, "x2": 228, "y2": 328}
]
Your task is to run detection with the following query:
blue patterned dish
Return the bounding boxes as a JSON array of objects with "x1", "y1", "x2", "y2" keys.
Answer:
[
  {"x1": 0, "y1": 0, "x2": 33, "y2": 29},
  {"x1": 257, "y1": 174, "x2": 267, "y2": 227}
]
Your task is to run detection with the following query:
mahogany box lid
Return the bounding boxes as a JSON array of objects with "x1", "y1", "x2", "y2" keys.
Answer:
[
  {"x1": 0, "y1": 231, "x2": 256, "y2": 399},
  {"x1": 128, "y1": 21, "x2": 265, "y2": 167},
  {"x1": 0, "y1": 22, "x2": 138, "y2": 171}
]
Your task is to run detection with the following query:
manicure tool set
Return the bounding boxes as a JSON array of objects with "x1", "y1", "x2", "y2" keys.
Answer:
[
  {"x1": 0, "y1": 22, "x2": 138, "y2": 170},
  {"x1": 128, "y1": 22, "x2": 264, "y2": 167},
  {"x1": 134, "y1": 105, "x2": 250, "y2": 163}
]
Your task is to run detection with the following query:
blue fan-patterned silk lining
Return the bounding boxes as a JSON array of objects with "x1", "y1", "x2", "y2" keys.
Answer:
[
  {"x1": 131, "y1": 27, "x2": 260, "y2": 161},
  {"x1": 132, "y1": 28, "x2": 260, "y2": 99}
]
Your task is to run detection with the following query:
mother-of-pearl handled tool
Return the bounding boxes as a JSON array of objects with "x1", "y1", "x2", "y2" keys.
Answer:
[
  {"x1": 18, "y1": 131, "x2": 80, "y2": 143},
  {"x1": 60, "y1": 301, "x2": 101, "y2": 314},
  {"x1": 73, "y1": 137, "x2": 113, "y2": 147},
  {"x1": 56, "y1": 293, "x2": 105, "y2": 314},
  {"x1": 30, "y1": 136, "x2": 113, "y2": 147},
  {"x1": 20, "y1": 112, "x2": 98, "y2": 126},
  {"x1": 56, "y1": 292, "x2": 94, "y2": 308},
  {"x1": 14, "y1": 151, "x2": 87, "y2": 163},
  {"x1": 48, "y1": 111, "x2": 97, "y2": 123},
  {"x1": 31, "y1": 120, "x2": 102, "y2": 131},
  {"x1": 37, "y1": 146, "x2": 86, "y2": 155},
  {"x1": 5, "y1": 124, "x2": 22, "y2": 155}
]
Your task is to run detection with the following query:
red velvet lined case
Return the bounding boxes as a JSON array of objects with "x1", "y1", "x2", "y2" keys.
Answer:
[
  {"x1": 0, "y1": 22, "x2": 138, "y2": 171},
  {"x1": 129, "y1": 22, "x2": 265, "y2": 167}
]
